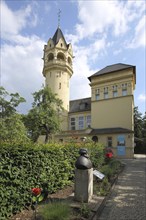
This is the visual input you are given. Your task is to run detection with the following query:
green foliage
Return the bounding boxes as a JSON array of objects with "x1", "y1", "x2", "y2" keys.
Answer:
[
  {"x1": 24, "y1": 87, "x2": 63, "y2": 143},
  {"x1": 133, "y1": 107, "x2": 146, "y2": 154},
  {"x1": 134, "y1": 106, "x2": 143, "y2": 138},
  {"x1": 95, "y1": 177, "x2": 111, "y2": 196},
  {"x1": 0, "y1": 114, "x2": 30, "y2": 145},
  {"x1": 0, "y1": 142, "x2": 105, "y2": 219},
  {"x1": 0, "y1": 87, "x2": 29, "y2": 145},
  {"x1": 0, "y1": 86, "x2": 25, "y2": 117},
  {"x1": 94, "y1": 159, "x2": 122, "y2": 196},
  {"x1": 80, "y1": 203, "x2": 91, "y2": 218},
  {"x1": 39, "y1": 202, "x2": 71, "y2": 220}
]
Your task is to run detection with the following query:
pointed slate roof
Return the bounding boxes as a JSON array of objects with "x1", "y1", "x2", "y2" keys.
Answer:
[
  {"x1": 52, "y1": 27, "x2": 67, "y2": 46},
  {"x1": 88, "y1": 63, "x2": 136, "y2": 81}
]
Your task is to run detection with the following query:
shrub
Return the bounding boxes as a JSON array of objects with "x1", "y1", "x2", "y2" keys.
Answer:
[{"x1": 0, "y1": 142, "x2": 104, "y2": 219}]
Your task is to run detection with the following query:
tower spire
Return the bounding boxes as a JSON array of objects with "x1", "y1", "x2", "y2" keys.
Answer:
[{"x1": 58, "y1": 9, "x2": 61, "y2": 28}]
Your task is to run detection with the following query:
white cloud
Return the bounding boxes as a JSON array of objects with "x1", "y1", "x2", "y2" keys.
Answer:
[
  {"x1": 128, "y1": 15, "x2": 146, "y2": 48},
  {"x1": 0, "y1": 0, "x2": 38, "y2": 40},
  {"x1": 138, "y1": 94, "x2": 146, "y2": 102},
  {"x1": 0, "y1": 1, "x2": 44, "y2": 113},
  {"x1": 75, "y1": 0, "x2": 130, "y2": 40},
  {"x1": 1, "y1": 36, "x2": 45, "y2": 113}
]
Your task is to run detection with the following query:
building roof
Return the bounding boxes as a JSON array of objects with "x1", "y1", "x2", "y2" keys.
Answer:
[
  {"x1": 69, "y1": 97, "x2": 91, "y2": 113},
  {"x1": 52, "y1": 27, "x2": 67, "y2": 46},
  {"x1": 90, "y1": 127, "x2": 133, "y2": 135},
  {"x1": 88, "y1": 63, "x2": 136, "y2": 81}
]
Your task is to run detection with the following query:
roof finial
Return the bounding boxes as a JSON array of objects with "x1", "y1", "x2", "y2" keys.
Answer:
[{"x1": 58, "y1": 9, "x2": 61, "y2": 28}]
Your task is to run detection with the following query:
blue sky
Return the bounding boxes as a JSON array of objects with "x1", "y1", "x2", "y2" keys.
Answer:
[{"x1": 1, "y1": 0, "x2": 146, "y2": 115}]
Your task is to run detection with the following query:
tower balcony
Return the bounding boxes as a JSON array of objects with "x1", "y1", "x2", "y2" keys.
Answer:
[{"x1": 43, "y1": 59, "x2": 73, "y2": 76}]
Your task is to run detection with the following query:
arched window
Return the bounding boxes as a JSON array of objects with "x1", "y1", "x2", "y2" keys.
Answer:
[
  {"x1": 68, "y1": 57, "x2": 72, "y2": 65},
  {"x1": 48, "y1": 53, "x2": 54, "y2": 61},
  {"x1": 57, "y1": 52, "x2": 65, "y2": 61}
]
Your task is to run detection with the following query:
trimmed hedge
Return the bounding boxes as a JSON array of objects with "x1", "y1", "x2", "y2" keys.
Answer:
[{"x1": 0, "y1": 142, "x2": 104, "y2": 219}]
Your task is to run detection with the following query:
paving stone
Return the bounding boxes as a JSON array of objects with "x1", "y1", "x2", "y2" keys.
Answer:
[{"x1": 97, "y1": 156, "x2": 146, "y2": 220}]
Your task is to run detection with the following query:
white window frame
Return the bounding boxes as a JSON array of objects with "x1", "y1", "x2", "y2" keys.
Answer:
[
  {"x1": 78, "y1": 116, "x2": 84, "y2": 130},
  {"x1": 70, "y1": 117, "x2": 76, "y2": 130}
]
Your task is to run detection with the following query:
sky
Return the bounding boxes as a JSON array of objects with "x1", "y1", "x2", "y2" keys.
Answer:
[{"x1": 0, "y1": 0, "x2": 146, "y2": 115}]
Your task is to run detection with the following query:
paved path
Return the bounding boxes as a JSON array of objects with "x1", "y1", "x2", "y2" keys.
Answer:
[{"x1": 97, "y1": 156, "x2": 146, "y2": 220}]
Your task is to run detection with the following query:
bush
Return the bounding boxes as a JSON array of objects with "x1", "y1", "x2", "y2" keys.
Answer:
[{"x1": 0, "y1": 142, "x2": 104, "y2": 219}]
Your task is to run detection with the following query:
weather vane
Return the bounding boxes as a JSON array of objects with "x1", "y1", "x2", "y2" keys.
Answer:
[{"x1": 58, "y1": 9, "x2": 61, "y2": 27}]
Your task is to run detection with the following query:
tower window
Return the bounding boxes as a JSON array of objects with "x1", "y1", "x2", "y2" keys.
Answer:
[
  {"x1": 61, "y1": 43, "x2": 63, "y2": 47},
  {"x1": 59, "y1": 83, "x2": 61, "y2": 89},
  {"x1": 68, "y1": 57, "x2": 72, "y2": 65},
  {"x1": 57, "y1": 52, "x2": 65, "y2": 61},
  {"x1": 48, "y1": 53, "x2": 54, "y2": 61}
]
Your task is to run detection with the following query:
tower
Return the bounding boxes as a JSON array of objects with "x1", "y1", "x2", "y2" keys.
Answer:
[{"x1": 42, "y1": 27, "x2": 73, "y2": 130}]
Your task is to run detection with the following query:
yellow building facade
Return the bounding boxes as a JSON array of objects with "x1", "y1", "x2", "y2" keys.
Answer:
[{"x1": 41, "y1": 27, "x2": 136, "y2": 158}]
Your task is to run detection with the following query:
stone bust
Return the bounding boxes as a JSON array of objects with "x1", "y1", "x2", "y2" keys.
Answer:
[{"x1": 75, "y1": 148, "x2": 92, "y2": 170}]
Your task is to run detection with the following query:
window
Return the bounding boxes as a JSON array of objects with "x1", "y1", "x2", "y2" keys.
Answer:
[
  {"x1": 86, "y1": 115, "x2": 91, "y2": 128},
  {"x1": 104, "y1": 87, "x2": 108, "y2": 99},
  {"x1": 78, "y1": 116, "x2": 84, "y2": 130},
  {"x1": 59, "y1": 83, "x2": 61, "y2": 89},
  {"x1": 70, "y1": 118, "x2": 75, "y2": 130},
  {"x1": 48, "y1": 53, "x2": 54, "y2": 61},
  {"x1": 107, "y1": 137, "x2": 112, "y2": 147},
  {"x1": 122, "y1": 83, "x2": 127, "y2": 96},
  {"x1": 95, "y1": 89, "x2": 100, "y2": 100},
  {"x1": 96, "y1": 94, "x2": 100, "y2": 100},
  {"x1": 113, "y1": 85, "x2": 118, "y2": 97},
  {"x1": 57, "y1": 52, "x2": 64, "y2": 60}
]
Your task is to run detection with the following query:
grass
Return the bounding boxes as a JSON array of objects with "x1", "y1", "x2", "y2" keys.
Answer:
[{"x1": 39, "y1": 201, "x2": 71, "y2": 220}]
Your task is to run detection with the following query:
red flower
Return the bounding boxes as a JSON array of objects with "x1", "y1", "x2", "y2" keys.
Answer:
[
  {"x1": 106, "y1": 152, "x2": 113, "y2": 158},
  {"x1": 31, "y1": 188, "x2": 41, "y2": 196}
]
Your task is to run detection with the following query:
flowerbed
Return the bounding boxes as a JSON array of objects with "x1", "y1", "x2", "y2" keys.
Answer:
[{"x1": 0, "y1": 142, "x2": 105, "y2": 219}]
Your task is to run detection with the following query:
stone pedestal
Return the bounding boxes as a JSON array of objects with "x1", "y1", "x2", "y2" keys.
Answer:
[{"x1": 74, "y1": 168, "x2": 93, "y2": 203}]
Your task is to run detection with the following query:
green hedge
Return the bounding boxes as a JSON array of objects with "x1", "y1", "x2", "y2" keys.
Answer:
[{"x1": 0, "y1": 142, "x2": 104, "y2": 219}]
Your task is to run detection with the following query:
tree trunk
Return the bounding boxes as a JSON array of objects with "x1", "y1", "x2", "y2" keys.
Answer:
[{"x1": 44, "y1": 124, "x2": 50, "y2": 144}]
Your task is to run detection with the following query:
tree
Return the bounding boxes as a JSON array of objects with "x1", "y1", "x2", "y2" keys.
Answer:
[
  {"x1": 134, "y1": 106, "x2": 143, "y2": 138},
  {"x1": 0, "y1": 87, "x2": 29, "y2": 145},
  {"x1": 24, "y1": 87, "x2": 63, "y2": 143},
  {"x1": 0, "y1": 86, "x2": 25, "y2": 118},
  {"x1": 134, "y1": 107, "x2": 146, "y2": 154}
]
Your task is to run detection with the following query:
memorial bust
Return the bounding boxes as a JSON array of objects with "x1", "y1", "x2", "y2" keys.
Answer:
[{"x1": 75, "y1": 148, "x2": 92, "y2": 170}]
